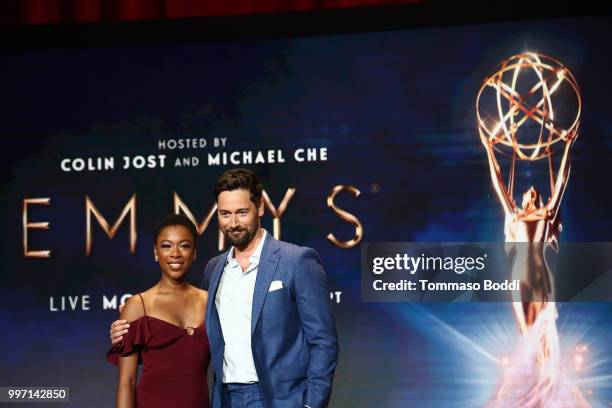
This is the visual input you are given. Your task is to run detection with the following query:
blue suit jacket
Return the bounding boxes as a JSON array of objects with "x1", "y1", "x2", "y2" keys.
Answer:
[{"x1": 202, "y1": 235, "x2": 339, "y2": 408}]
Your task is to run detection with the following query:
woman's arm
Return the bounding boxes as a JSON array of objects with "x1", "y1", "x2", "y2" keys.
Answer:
[
  {"x1": 113, "y1": 295, "x2": 145, "y2": 408},
  {"x1": 548, "y1": 137, "x2": 575, "y2": 220},
  {"x1": 116, "y1": 354, "x2": 138, "y2": 408},
  {"x1": 480, "y1": 135, "x2": 515, "y2": 215}
]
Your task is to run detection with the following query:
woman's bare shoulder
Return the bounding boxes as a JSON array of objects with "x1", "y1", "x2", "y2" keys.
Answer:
[
  {"x1": 121, "y1": 286, "x2": 158, "y2": 321},
  {"x1": 120, "y1": 294, "x2": 146, "y2": 322}
]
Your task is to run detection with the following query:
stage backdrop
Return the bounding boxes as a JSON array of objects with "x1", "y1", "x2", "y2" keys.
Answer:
[{"x1": 1, "y1": 15, "x2": 611, "y2": 407}]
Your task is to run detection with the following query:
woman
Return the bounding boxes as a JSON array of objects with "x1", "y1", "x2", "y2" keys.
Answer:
[{"x1": 107, "y1": 214, "x2": 210, "y2": 407}]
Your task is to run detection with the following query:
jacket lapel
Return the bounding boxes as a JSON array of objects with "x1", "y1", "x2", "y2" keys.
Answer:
[
  {"x1": 207, "y1": 253, "x2": 228, "y2": 315},
  {"x1": 205, "y1": 251, "x2": 230, "y2": 375},
  {"x1": 251, "y1": 235, "x2": 281, "y2": 335}
]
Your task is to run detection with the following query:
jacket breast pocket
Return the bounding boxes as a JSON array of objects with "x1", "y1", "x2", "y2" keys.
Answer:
[{"x1": 264, "y1": 285, "x2": 287, "y2": 310}]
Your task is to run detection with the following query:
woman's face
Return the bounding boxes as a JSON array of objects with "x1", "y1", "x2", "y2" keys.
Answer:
[{"x1": 154, "y1": 225, "x2": 196, "y2": 281}]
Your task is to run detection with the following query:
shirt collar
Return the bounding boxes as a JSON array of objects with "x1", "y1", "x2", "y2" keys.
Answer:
[{"x1": 226, "y1": 229, "x2": 267, "y2": 267}]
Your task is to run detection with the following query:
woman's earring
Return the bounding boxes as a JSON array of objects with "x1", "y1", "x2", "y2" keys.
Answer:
[{"x1": 154, "y1": 255, "x2": 159, "y2": 262}]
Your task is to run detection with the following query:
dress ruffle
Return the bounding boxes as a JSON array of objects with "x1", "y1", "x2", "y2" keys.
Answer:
[{"x1": 106, "y1": 316, "x2": 152, "y2": 366}]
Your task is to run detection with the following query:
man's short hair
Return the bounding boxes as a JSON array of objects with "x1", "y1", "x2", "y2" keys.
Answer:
[{"x1": 214, "y1": 168, "x2": 263, "y2": 207}]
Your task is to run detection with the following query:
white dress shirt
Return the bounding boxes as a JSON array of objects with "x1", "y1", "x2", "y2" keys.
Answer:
[{"x1": 215, "y1": 229, "x2": 267, "y2": 383}]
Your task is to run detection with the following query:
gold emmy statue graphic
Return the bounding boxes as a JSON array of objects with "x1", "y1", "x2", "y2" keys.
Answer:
[{"x1": 477, "y1": 53, "x2": 589, "y2": 407}]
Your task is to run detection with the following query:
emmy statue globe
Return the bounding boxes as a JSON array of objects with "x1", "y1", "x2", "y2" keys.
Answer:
[{"x1": 477, "y1": 52, "x2": 589, "y2": 407}]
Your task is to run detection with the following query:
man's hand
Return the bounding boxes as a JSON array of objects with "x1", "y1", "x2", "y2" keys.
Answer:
[{"x1": 110, "y1": 303, "x2": 129, "y2": 345}]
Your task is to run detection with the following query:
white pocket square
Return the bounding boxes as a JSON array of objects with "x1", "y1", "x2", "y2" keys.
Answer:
[{"x1": 268, "y1": 280, "x2": 284, "y2": 292}]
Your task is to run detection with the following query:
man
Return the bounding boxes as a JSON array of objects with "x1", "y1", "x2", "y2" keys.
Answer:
[{"x1": 110, "y1": 168, "x2": 339, "y2": 408}]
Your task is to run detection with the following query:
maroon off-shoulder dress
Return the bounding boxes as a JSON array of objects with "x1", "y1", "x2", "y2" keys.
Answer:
[{"x1": 107, "y1": 312, "x2": 210, "y2": 407}]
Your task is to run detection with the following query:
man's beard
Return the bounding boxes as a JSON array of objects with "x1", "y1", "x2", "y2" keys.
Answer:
[{"x1": 224, "y1": 224, "x2": 259, "y2": 250}]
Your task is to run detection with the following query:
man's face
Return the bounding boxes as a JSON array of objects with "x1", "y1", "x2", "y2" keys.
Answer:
[{"x1": 217, "y1": 189, "x2": 264, "y2": 250}]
